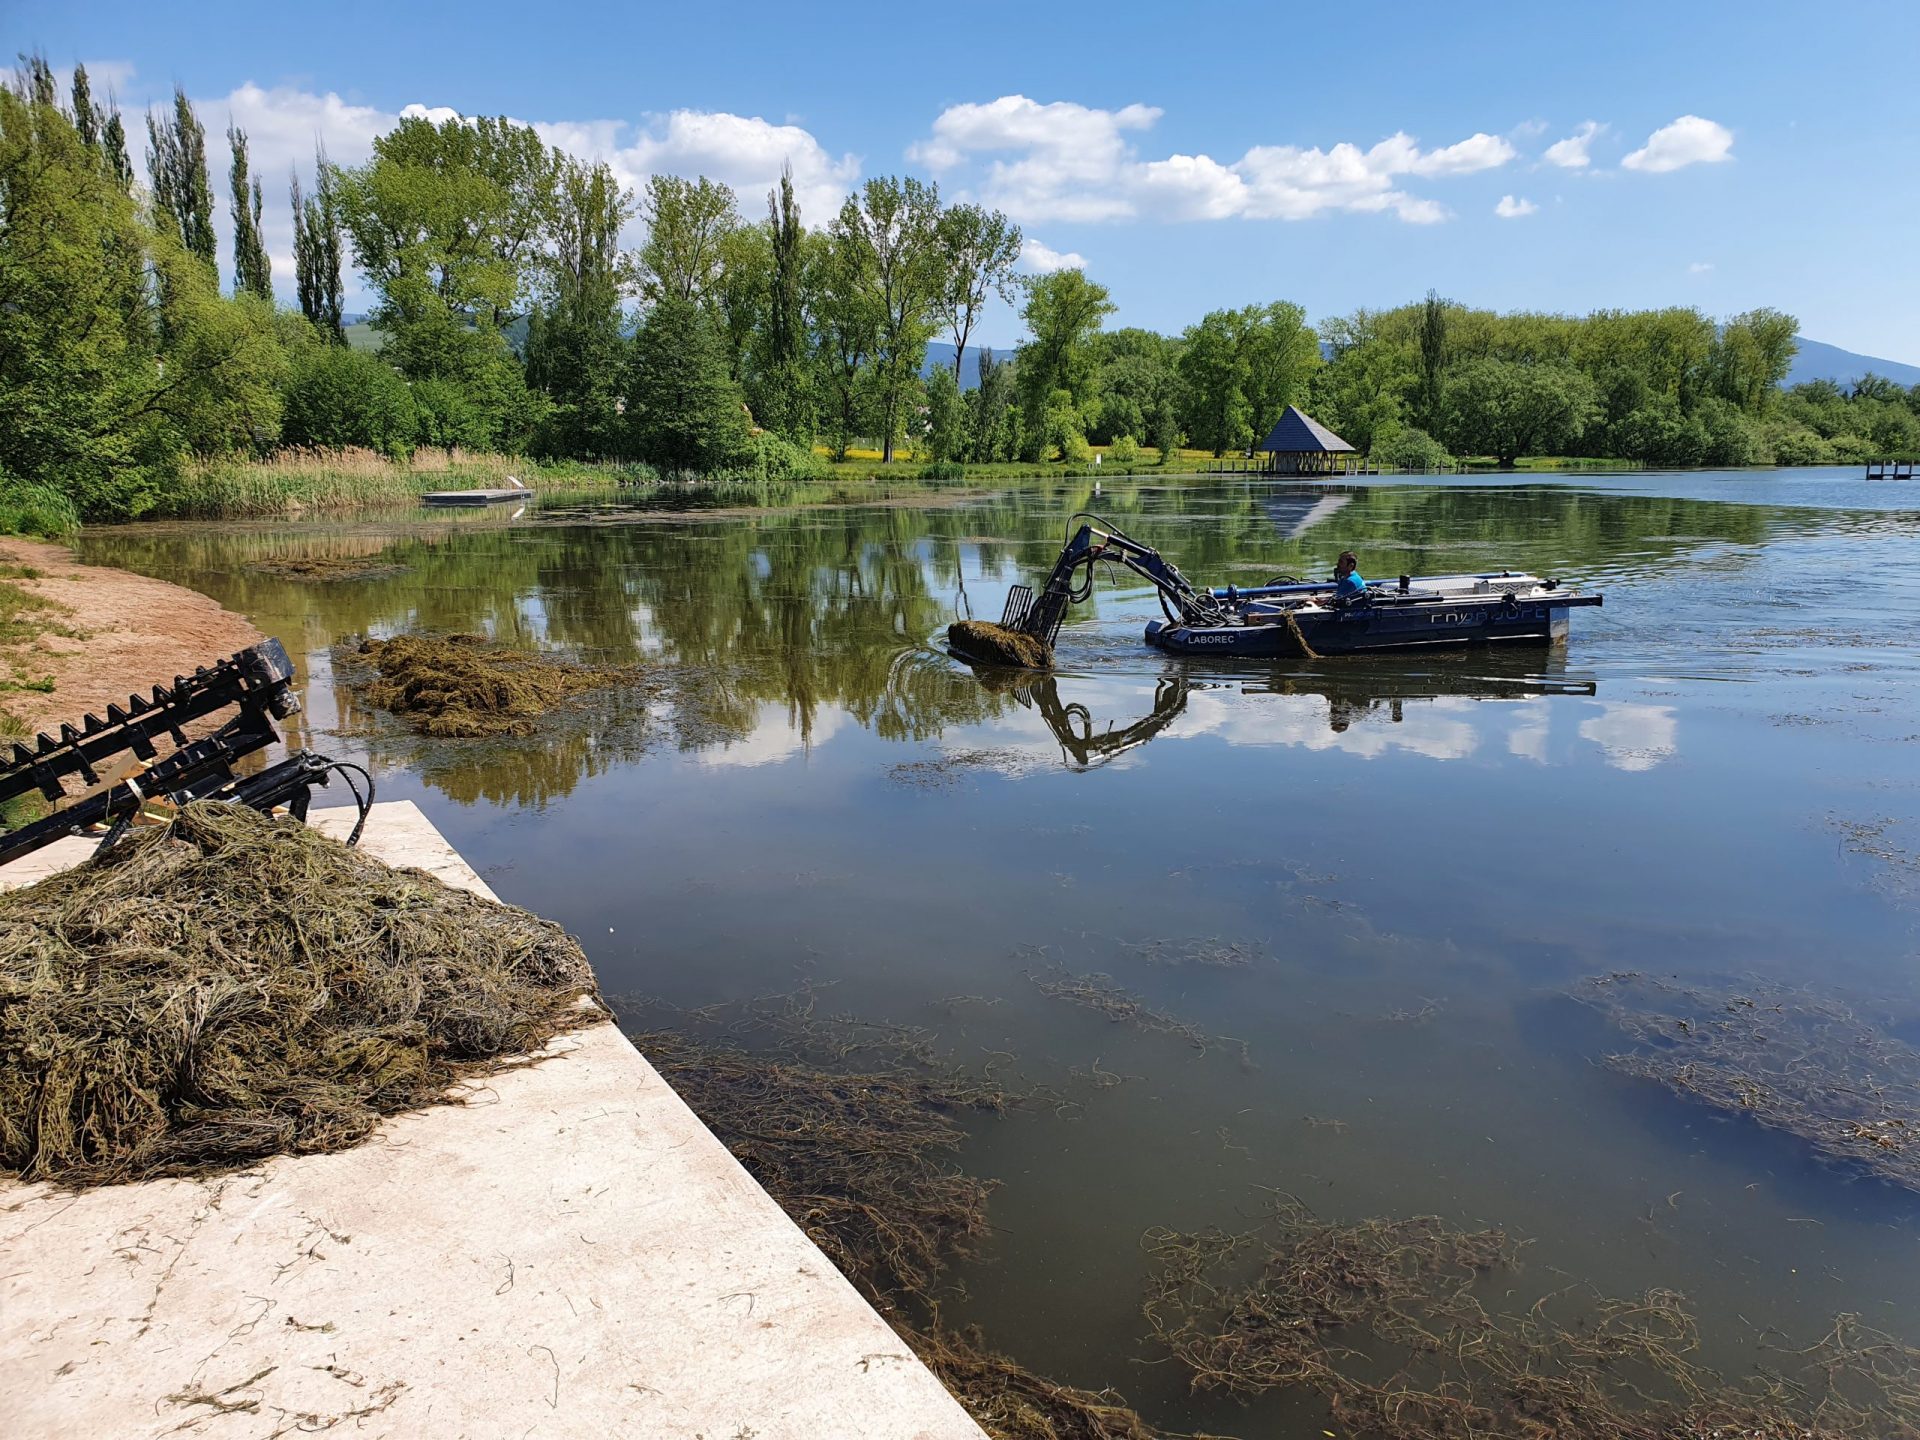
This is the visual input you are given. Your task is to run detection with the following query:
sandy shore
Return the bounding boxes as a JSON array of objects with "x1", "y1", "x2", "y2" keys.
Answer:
[{"x1": 0, "y1": 538, "x2": 262, "y2": 738}]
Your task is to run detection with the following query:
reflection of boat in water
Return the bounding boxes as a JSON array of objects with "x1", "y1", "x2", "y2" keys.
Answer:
[{"x1": 1001, "y1": 659, "x2": 1596, "y2": 769}]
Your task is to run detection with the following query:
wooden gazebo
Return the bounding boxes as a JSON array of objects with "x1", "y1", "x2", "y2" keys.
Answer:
[{"x1": 1256, "y1": 406, "x2": 1358, "y2": 475}]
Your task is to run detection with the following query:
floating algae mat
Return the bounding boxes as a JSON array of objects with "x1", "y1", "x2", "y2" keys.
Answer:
[
  {"x1": 350, "y1": 632, "x2": 641, "y2": 738},
  {"x1": 949, "y1": 619, "x2": 1052, "y2": 670},
  {"x1": 1142, "y1": 1194, "x2": 1920, "y2": 1437},
  {"x1": 620, "y1": 994, "x2": 1164, "y2": 1440},
  {"x1": 249, "y1": 553, "x2": 409, "y2": 582},
  {"x1": 1580, "y1": 971, "x2": 1920, "y2": 1192},
  {"x1": 0, "y1": 803, "x2": 597, "y2": 1186}
]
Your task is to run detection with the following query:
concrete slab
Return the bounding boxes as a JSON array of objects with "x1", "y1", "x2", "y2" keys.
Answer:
[{"x1": 0, "y1": 803, "x2": 986, "y2": 1440}]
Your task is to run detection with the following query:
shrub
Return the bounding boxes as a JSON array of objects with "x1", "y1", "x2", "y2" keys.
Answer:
[
  {"x1": 281, "y1": 347, "x2": 417, "y2": 459},
  {"x1": 1107, "y1": 435, "x2": 1142, "y2": 468},
  {"x1": 918, "y1": 460, "x2": 966, "y2": 482},
  {"x1": 1766, "y1": 424, "x2": 1835, "y2": 467},
  {"x1": 746, "y1": 432, "x2": 830, "y2": 484},
  {"x1": 0, "y1": 473, "x2": 82, "y2": 539},
  {"x1": 1370, "y1": 423, "x2": 1451, "y2": 473}
]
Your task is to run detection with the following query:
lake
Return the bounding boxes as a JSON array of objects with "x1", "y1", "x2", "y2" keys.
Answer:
[{"x1": 82, "y1": 467, "x2": 1920, "y2": 1433}]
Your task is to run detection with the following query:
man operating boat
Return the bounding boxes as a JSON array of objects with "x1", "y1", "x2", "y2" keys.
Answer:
[{"x1": 1332, "y1": 551, "x2": 1368, "y2": 607}]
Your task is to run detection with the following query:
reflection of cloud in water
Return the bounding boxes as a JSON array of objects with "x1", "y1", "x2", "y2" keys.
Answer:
[
  {"x1": 1578, "y1": 701, "x2": 1678, "y2": 772},
  {"x1": 1177, "y1": 691, "x2": 1481, "y2": 762},
  {"x1": 1507, "y1": 711, "x2": 1551, "y2": 764},
  {"x1": 696, "y1": 702, "x2": 852, "y2": 768}
]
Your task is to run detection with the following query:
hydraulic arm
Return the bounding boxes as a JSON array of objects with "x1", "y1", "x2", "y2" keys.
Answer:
[{"x1": 1001, "y1": 515, "x2": 1228, "y2": 644}]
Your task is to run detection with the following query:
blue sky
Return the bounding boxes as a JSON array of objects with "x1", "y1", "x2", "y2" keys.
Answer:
[{"x1": 16, "y1": 0, "x2": 1919, "y2": 361}]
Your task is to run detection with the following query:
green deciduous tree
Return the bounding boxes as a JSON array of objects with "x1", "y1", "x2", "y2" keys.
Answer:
[
  {"x1": 933, "y1": 202, "x2": 1020, "y2": 383},
  {"x1": 1712, "y1": 308, "x2": 1799, "y2": 413},
  {"x1": 837, "y1": 176, "x2": 941, "y2": 462},
  {"x1": 1440, "y1": 358, "x2": 1598, "y2": 467},
  {"x1": 627, "y1": 296, "x2": 752, "y2": 472},
  {"x1": 756, "y1": 165, "x2": 812, "y2": 442},
  {"x1": 281, "y1": 346, "x2": 416, "y2": 456},
  {"x1": 807, "y1": 221, "x2": 879, "y2": 461},
  {"x1": 638, "y1": 174, "x2": 737, "y2": 306},
  {"x1": 1017, "y1": 268, "x2": 1114, "y2": 459},
  {"x1": 525, "y1": 157, "x2": 632, "y2": 458},
  {"x1": 292, "y1": 152, "x2": 346, "y2": 342}
]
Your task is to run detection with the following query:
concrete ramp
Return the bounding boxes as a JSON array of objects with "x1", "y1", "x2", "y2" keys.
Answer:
[{"x1": 0, "y1": 802, "x2": 986, "y2": 1440}]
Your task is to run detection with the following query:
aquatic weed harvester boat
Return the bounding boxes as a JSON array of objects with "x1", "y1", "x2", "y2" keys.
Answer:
[{"x1": 949, "y1": 514, "x2": 1603, "y2": 666}]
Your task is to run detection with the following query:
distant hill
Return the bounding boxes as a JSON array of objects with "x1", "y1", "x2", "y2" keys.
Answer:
[{"x1": 1784, "y1": 337, "x2": 1920, "y2": 390}]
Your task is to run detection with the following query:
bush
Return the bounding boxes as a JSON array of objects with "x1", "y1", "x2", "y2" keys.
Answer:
[
  {"x1": 745, "y1": 432, "x2": 830, "y2": 484},
  {"x1": 281, "y1": 347, "x2": 416, "y2": 459},
  {"x1": 1370, "y1": 423, "x2": 1451, "y2": 473},
  {"x1": 0, "y1": 473, "x2": 82, "y2": 539},
  {"x1": 1107, "y1": 435, "x2": 1142, "y2": 468},
  {"x1": 918, "y1": 460, "x2": 966, "y2": 482},
  {"x1": 1766, "y1": 424, "x2": 1835, "y2": 466},
  {"x1": 411, "y1": 378, "x2": 492, "y2": 453}
]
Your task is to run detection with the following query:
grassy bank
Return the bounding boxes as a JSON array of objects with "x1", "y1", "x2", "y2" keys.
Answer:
[
  {"x1": 154, "y1": 449, "x2": 627, "y2": 520},
  {"x1": 153, "y1": 443, "x2": 1660, "y2": 525}
]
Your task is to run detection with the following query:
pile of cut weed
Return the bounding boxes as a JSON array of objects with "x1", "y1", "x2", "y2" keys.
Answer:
[
  {"x1": 0, "y1": 803, "x2": 598, "y2": 1186},
  {"x1": 949, "y1": 619, "x2": 1053, "y2": 670},
  {"x1": 351, "y1": 632, "x2": 639, "y2": 738}
]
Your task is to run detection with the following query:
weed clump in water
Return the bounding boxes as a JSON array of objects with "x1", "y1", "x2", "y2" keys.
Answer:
[
  {"x1": 1579, "y1": 972, "x2": 1920, "y2": 1193},
  {"x1": 1143, "y1": 1194, "x2": 1920, "y2": 1437},
  {"x1": 352, "y1": 632, "x2": 638, "y2": 738},
  {"x1": 249, "y1": 554, "x2": 408, "y2": 582},
  {"x1": 0, "y1": 803, "x2": 598, "y2": 1186},
  {"x1": 949, "y1": 619, "x2": 1053, "y2": 670}
]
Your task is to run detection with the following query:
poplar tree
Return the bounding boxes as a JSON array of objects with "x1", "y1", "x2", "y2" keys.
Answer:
[
  {"x1": 70, "y1": 63, "x2": 100, "y2": 151},
  {"x1": 227, "y1": 123, "x2": 271, "y2": 300},
  {"x1": 292, "y1": 153, "x2": 346, "y2": 342},
  {"x1": 102, "y1": 108, "x2": 133, "y2": 193},
  {"x1": 146, "y1": 87, "x2": 216, "y2": 271},
  {"x1": 759, "y1": 164, "x2": 812, "y2": 441}
]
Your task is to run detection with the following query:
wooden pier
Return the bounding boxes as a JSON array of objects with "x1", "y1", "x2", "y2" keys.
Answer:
[{"x1": 1866, "y1": 459, "x2": 1916, "y2": 480}]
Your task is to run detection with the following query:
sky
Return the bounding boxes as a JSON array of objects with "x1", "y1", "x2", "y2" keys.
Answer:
[{"x1": 13, "y1": 0, "x2": 1919, "y2": 361}]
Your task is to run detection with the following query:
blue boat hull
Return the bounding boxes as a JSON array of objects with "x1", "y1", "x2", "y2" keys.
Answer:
[{"x1": 1147, "y1": 596, "x2": 1590, "y2": 657}]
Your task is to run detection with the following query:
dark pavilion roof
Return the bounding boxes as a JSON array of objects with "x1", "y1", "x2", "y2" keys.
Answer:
[{"x1": 1256, "y1": 405, "x2": 1355, "y2": 454}]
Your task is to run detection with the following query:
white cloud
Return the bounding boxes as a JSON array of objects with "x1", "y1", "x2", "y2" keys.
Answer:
[
  {"x1": 1688, "y1": 260, "x2": 1715, "y2": 274},
  {"x1": 1622, "y1": 115, "x2": 1733, "y2": 173},
  {"x1": 77, "y1": 58, "x2": 139, "y2": 97},
  {"x1": 1542, "y1": 120, "x2": 1604, "y2": 169},
  {"x1": 1578, "y1": 702, "x2": 1677, "y2": 772},
  {"x1": 913, "y1": 95, "x2": 1515, "y2": 226},
  {"x1": 592, "y1": 110, "x2": 859, "y2": 224},
  {"x1": 1019, "y1": 237, "x2": 1086, "y2": 273},
  {"x1": 1494, "y1": 194, "x2": 1537, "y2": 219}
]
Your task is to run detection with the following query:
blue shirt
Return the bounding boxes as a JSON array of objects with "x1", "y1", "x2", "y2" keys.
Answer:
[{"x1": 1335, "y1": 570, "x2": 1367, "y2": 602}]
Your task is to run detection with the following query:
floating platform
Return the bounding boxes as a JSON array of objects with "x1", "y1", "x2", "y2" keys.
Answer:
[
  {"x1": 0, "y1": 802, "x2": 985, "y2": 1440},
  {"x1": 421, "y1": 486, "x2": 534, "y2": 506}
]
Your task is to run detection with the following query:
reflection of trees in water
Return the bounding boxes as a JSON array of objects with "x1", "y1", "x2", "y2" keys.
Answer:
[{"x1": 78, "y1": 480, "x2": 1809, "y2": 804}]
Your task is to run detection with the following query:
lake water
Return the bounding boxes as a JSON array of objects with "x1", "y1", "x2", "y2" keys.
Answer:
[{"x1": 83, "y1": 468, "x2": 1920, "y2": 1432}]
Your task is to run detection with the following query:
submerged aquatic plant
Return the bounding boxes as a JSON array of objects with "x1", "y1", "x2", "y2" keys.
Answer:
[
  {"x1": 0, "y1": 803, "x2": 598, "y2": 1185},
  {"x1": 1580, "y1": 971, "x2": 1920, "y2": 1193},
  {"x1": 1143, "y1": 1193, "x2": 1920, "y2": 1438}
]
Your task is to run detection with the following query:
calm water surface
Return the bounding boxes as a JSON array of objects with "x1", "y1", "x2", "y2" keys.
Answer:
[{"x1": 83, "y1": 468, "x2": 1920, "y2": 1432}]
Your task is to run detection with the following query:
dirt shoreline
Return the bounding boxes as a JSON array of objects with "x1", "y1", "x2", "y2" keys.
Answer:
[{"x1": 0, "y1": 538, "x2": 263, "y2": 737}]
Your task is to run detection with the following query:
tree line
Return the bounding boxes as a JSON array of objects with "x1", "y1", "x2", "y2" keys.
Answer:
[{"x1": 5, "y1": 58, "x2": 1917, "y2": 529}]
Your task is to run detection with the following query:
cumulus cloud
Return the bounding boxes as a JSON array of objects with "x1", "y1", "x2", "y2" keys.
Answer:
[
  {"x1": 912, "y1": 95, "x2": 1513, "y2": 225},
  {"x1": 1019, "y1": 237, "x2": 1086, "y2": 273},
  {"x1": 1622, "y1": 115, "x2": 1733, "y2": 173},
  {"x1": 1542, "y1": 120, "x2": 1604, "y2": 169},
  {"x1": 1494, "y1": 194, "x2": 1537, "y2": 218}
]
